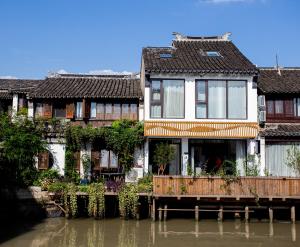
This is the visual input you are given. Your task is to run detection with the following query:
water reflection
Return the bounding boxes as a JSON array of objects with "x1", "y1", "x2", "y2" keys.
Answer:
[{"x1": 0, "y1": 218, "x2": 299, "y2": 247}]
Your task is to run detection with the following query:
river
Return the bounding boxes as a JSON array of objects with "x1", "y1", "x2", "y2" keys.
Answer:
[{"x1": 0, "y1": 218, "x2": 299, "y2": 246}]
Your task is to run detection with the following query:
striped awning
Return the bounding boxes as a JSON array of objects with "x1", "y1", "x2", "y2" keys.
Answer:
[{"x1": 144, "y1": 121, "x2": 259, "y2": 139}]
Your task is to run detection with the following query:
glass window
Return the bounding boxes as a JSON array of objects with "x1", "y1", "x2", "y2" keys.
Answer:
[
  {"x1": 208, "y1": 81, "x2": 226, "y2": 118},
  {"x1": 76, "y1": 102, "x2": 82, "y2": 118},
  {"x1": 197, "y1": 81, "x2": 206, "y2": 101},
  {"x1": 275, "y1": 100, "x2": 284, "y2": 114},
  {"x1": 105, "y1": 104, "x2": 112, "y2": 114},
  {"x1": 151, "y1": 81, "x2": 161, "y2": 101},
  {"x1": 53, "y1": 102, "x2": 66, "y2": 118},
  {"x1": 162, "y1": 80, "x2": 184, "y2": 118},
  {"x1": 35, "y1": 103, "x2": 43, "y2": 117},
  {"x1": 96, "y1": 103, "x2": 105, "y2": 119},
  {"x1": 267, "y1": 100, "x2": 274, "y2": 115},
  {"x1": 295, "y1": 98, "x2": 300, "y2": 117},
  {"x1": 151, "y1": 105, "x2": 161, "y2": 118},
  {"x1": 91, "y1": 102, "x2": 97, "y2": 118},
  {"x1": 228, "y1": 81, "x2": 246, "y2": 119},
  {"x1": 122, "y1": 104, "x2": 129, "y2": 113},
  {"x1": 100, "y1": 150, "x2": 109, "y2": 168},
  {"x1": 110, "y1": 151, "x2": 118, "y2": 168},
  {"x1": 130, "y1": 104, "x2": 137, "y2": 114},
  {"x1": 196, "y1": 104, "x2": 207, "y2": 118},
  {"x1": 112, "y1": 104, "x2": 121, "y2": 119}
]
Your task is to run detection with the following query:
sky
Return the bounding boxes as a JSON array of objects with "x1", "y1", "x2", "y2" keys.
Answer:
[{"x1": 0, "y1": 0, "x2": 299, "y2": 79}]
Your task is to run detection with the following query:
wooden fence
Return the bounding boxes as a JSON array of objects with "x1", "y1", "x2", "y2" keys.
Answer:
[{"x1": 153, "y1": 176, "x2": 300, "y2": 198}]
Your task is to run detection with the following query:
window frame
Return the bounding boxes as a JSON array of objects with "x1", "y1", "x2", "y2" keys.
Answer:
[
  {"x1": 75, "y1": 101, "x2": 83, "y2": 119},
  {"x1": 52, "y1": 102, "x2": 66, "y2": 119},
  {"x1": 150, "y1": 78, "x2": 185, "y2": 119},
  {"x1": 195, "y1": 79, "x2": 248, "y2": 120}
]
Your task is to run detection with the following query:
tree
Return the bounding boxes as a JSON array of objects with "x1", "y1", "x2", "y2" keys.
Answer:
[
  {"x1": 0, "y1": 111, "x2": 47, "y2": 187},
  {"x1": 153, "y1": 142, "x2": 175, "y2": 175}
]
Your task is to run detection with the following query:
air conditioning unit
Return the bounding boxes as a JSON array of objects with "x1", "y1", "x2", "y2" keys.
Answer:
[
  {"x1": 259, "y1": 110, "x2": 266, "y2": 123},
  {"x1": 258, "y1": 95, "x2": 266, "y2": 109}
]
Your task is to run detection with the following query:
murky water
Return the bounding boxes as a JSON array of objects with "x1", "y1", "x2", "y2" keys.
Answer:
[{"x1": 0, "y1": 218, "x2": 299, "y2": 247}]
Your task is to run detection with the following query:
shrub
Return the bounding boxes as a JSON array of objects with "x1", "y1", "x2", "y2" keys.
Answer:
[{"x1": 48, "y1": 182, "x2": 67, "y2": 193}]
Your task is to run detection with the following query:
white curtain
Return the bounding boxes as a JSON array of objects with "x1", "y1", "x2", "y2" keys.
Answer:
[
  {"x1": 228, "y1": 81, "x2": 246, "y2": 119},
  {"x1": 163, "y1": 80, "x2": 184, "y2": 118},
  {"x1": 208, "y1": 81, "x2": 226, "y2": 118},
  {"x1": 236, "y1": 140, "x2": 246, "y2": 175},
  {"x1": 150, "y1": 105, "x2": 161, "y2": 118},
  {"x1": 76, "y1": 102, "x2": 82, "y2": 118},
  {"x1": 266, "y1": 144, "x2": 298, "y2": 177},
  {"x1": 91, "y1": 102, "x2": 96, "y2": 118},
  {"x1": 110, "y1": 151, "x2": 118, "y2": 168},
  {"x1": 100, "y1": 150, "x2": 109, "y2": 168}
]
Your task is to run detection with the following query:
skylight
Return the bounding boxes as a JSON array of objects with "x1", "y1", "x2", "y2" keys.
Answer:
[
  {"x1": 205, "y1": 51, "x2": 221, "y2": 57},
  {"x1": 159, "y1": 53, "x2": 172, "y2": 58}
]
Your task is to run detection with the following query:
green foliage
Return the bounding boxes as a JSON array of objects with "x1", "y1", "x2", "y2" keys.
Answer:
[
  {"x1": 286, "y1": 145, "x2": 300, "y2": 175},
  {"x1": 187, "y1": 163, "x2": 194, "y2": 176},
  {"x1": 33, "y1": 169, "x2": 60, "y2": 190},
  {"x1": 48, "y1": 181, "x2": 67, "y2": 193},
  {"x1": 243, "y1": 154, "x2": 260, "y2": 176},
  {"x1": 0, "y1": 112, "x2": 46, "y2": 187},
  {"x1": 81, "y1": 154, "x2": 91, "y2": 179},
  {"x1": 153, "y1": 142, "x2": 175, "y2": 175},
  {"x1": 64, "y1": 120, "x2": 144, "y2": 175},
  {"x1": 87, "y1": 183, "x2": 105, "y2": 218},
  {"x1": 118, "y1": 183, "x2": 139, "y2": 218},
  {"x1": 137, "y1": 173, "x2": 153, "y2": 193},
  {"x1": 64, "y1": 183, "x2": 78, "y2": 218}
]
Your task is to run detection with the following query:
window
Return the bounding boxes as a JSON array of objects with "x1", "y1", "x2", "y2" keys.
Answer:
[
  {"x1": 53, "y1": 102, "x2": 66, "y2": 118},
  {"x1": 294, "y1": 98, "x2": 300, "y2": 117},
  {"x1": 97, "y1": 103, "x2": 105, "y2": 119},
  {"x1": 130, "y1": 104, "x2": 138, "y2": 119},
  {"x1": 122, "y1": 104, "x2": 129, "y2": 119},
  {"x1": 267, "y1": 99, "x2": 294, "y2": 118},
  {"x1": 100, "y1": 150, "x2": 118, "y2": 168},
  {"x1": 76, "y1": 102, "x2": 83, "y2": 118},
  {"x1": 112, "y1": 104, "x2": 121, "y2": 119},
  {"x1": 205, "y1": 51, "x2": 221, "y2": 57},
  {"x1": 160, "y1": 53, "x2": 172, "y2": 58},
  {"x1": 196, "y1": 80, "x2": 247, "y2": 119},
  {"x1": 91, "y1": 102, "x2": 97, "y2": 118},
  {"x1": 275, "y1": 100, "x2": 284, "y2": 114},
  {"x1": 150, "y1": 79, "x2": 184, "y2": 118},
  {"x1": 35, "y1": 103, "x2": 43, "y2": 117}
]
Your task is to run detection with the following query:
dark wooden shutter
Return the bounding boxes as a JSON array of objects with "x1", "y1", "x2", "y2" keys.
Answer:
[
  {"x1": 83, "y1": 99, "x2": 90, "y2": 119},
  {"x1": 285, "y1": 99, "x2": 294, "y2": 117},
  {"x1": 43, "y1": 102, "x2": 52, "y2": 119},
  {"x1": 66, "y1": 102, "x2": 75, "y2": 119},
  {"x1": 74, "y1": 151, "x2": 81, "y2": 171},
  {"x1": 91, "y1": 150, "x2": 100, "y2": 171},
  {"x1": 38, "y1": 152, "x2": 49, "y2": 170}
]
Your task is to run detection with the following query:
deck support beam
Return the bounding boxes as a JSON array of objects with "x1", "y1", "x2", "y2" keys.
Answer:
[
  {"x1": 269, "y1": 207, "x2": 273, "y2": 223},
  {"x1": 195, "y1": 206, "x2": 199, "y2": 221},
  {"x1": 245, "y1": 206, "x2": 249, "y2": 222},
  {"x1": 163, "y1": 205, "x2": 167, "y2": 221},
  {"x1": 291, "y1": 206, "x2": 296, "y2": 224}
]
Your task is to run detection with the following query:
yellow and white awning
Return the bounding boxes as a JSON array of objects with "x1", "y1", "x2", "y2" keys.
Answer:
[{"x1": 144, "y1": 121, "x2": 259, "y2": 139}]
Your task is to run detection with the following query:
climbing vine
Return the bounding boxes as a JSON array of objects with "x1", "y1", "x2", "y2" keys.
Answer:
[
  {"x1": 87, "y1": 182, "x2": 105, "y2": 218},
  {"x1": 118, "y1": 183, "x2": 139, "y2": 218}
]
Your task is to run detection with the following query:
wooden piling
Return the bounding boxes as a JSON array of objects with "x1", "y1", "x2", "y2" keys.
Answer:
[
  {"x1": 269, "y1": 208, "x2": 273, "y2": 223},
  {"x1": 291, "y1": 206, "x2": 296, "y2": 224},
  {"x1": 152, "y1": 198, "x2": 156, "y2": 221},
  {"x1": 158, "y1": 207, "x2": 162, "y2": 221},
  {"x1": 218, "y1": 206, "x2": 223, "y2": 221},
  {"x1": 245, "y1": 206, "x2": 249, "y2": 222},
  {"x1": 163, "y1": 205, "x2": 167, "y2": 221},
  {"x1": 195, "y1": 206, "x2": 199, "y2": 221}
]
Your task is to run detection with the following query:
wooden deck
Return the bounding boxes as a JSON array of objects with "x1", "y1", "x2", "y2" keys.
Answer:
[{"x1": 153, "y1": 176, "x2": 300, "y2": 199}]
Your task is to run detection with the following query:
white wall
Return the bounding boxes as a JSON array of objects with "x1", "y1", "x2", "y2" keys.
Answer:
[
  {"x1": 144, "y1": 73, "x2": 257, "y2": 123},
  {"x1": 12, "y1": 94, "x2": 18, "y2": 118},
  {"x1": 48, "y1": 142, "x2": 66, "y2": 176}
]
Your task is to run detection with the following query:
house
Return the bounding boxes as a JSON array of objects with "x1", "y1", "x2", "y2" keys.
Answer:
[
  {"x1": 141, "y1": 32, "x2": 260, "y2": 176},
  {"x1": 258, "y1": 68, "x2": 300, "y2": 176},
  {"x1": 25, "y1": 73, "x2": 144, "y2": 176}
]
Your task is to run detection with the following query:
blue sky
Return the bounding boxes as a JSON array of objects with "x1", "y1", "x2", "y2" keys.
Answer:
[{"x1": 0, "y1": 0, "x2": 299, "y2": 79}]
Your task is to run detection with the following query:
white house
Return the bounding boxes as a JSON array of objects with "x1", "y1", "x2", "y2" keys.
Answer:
[{"x1": 141, "y1": 32, "x2": 260, "y2": 176}]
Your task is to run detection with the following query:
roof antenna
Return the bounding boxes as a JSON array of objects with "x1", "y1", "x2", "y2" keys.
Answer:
[{"x1": 276, "y1": 54, "x2": 281, "y2": 76}]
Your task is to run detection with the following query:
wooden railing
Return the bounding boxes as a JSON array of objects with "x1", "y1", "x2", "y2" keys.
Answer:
[{"x1": 153, "y1": 176, "x2": 300, "y2": 198}]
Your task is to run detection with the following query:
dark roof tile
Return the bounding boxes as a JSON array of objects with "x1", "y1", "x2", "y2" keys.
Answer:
[{"x1": 260, "y1": 124, "x2": 300, "y2": 137}]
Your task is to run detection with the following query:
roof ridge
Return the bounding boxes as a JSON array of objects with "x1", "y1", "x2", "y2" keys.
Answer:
[{"x1": 260, "y1": 67, "x2": 300, "y2": 70}]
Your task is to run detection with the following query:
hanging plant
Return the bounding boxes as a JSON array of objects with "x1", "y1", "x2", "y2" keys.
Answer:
[
  {"x1": 63, "y1": 183, "x2": 78, "y2": 218},
  {"x1": 87, "y1": 182, "x2": 105, "y2": 218},
  {"x1": 118, "y1": 183, "x2": 139, "y2": 218}
]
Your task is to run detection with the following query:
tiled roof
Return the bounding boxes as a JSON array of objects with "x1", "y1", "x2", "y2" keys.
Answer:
[
  {"x1": 260, "y1": 124, "x2": 300, "y2": 137},
  {"x1": 258, "y1": 68, "x2": 300, "y2": 94},
  {"x1": 142, "y1": 34, "x2": 258, "y2": 75},
  {"x1": 0, "y1": 79, "x2": 43, "y2": 94},
  {"x1": 0, "y1": 91, "x2": 12, "y2": 99},
  {"x1": 30, "y1": 75, "x2": 142, "y2": 99}
]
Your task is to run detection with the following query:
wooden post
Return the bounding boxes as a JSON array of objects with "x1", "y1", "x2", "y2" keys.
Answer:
[
  {"x1": 291, "y1": 206, "x2": 296, "y2": 224},
  {"x1": 158, "y1": 207, "x2": 162, "y2": 221},
  {"x1": 152, "y1": 198, "x2": 156, "y2": 221},
  {"x1": 269, "y1": 207, "x2": 273, "y2": 223},
  {"x1": 195, "y1": 206, "x2": 199, "y2": 221},
  {"x1": 163, "y1": 205, "x2": 167, "y2": 221},
  {"x1": 218, "y1": 206, "x2": 223, "y2": 221},
  {"x1": 245, "y1": 206, "x2": 249, "y2": 223}
]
